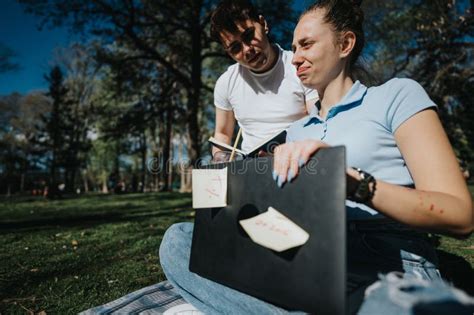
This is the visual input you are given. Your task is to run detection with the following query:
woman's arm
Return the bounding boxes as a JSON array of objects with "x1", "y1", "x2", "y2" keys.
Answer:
[
  {"x1": 273, "y1": 109, "x2": 473, "y2": 236},
  {"x1": 367, "y1": 109, "x2": 473, "y2": 235}
]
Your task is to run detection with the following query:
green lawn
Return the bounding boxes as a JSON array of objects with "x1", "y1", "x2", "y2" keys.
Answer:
[
  {"x1": 0, "y1": 193, "x2": 193, "y2": 314},
  {"x1": 0, "y1": 189, "x2": 473, "y2": 314}
]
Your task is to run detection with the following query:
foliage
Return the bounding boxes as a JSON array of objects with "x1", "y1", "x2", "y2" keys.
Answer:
[
  {"x1": 30, "y1": 45, "x2": 101, "y2": 194},
  {"x1": 86, "y1": 139, "x2": 116, "y2": 193},
  {"x1": 0, "y1": 92, "x2": 51, "y2": 194},
  {"x1": 18, "y1": 0, "x2": 298, "y2": 165},
  {"x1": 364, "y1": 0, "x2": 474, "y2": 168},
  {"x1": 0, "y1": 42, "x2": 20, "y2": 73},
  {"x1": 6, "y1": 0, "x2": 474, "y2": 190}
]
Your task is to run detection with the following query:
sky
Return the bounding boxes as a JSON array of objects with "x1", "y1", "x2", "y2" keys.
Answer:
[
  {"x1": 0, "y1": 0, "x2": 311, "y2": 97},
  {"x1": 0, "y1": 0, "x2": 79, "y2": 96}
]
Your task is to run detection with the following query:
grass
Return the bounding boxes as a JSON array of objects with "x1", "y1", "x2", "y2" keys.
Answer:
[
  {"x1": 0, "y1": 189, "x2": 473, "y2": 314},
  {"x1": 436, "y1": 184, "x2": 474, "y2": 266},
  {"x1": 0, "y1": 192, "x2": 193, "y2": 314}
]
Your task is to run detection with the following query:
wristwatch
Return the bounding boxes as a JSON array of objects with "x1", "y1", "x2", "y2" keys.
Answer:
[{"x1": 349, "y1": 168, "x2": 377, "y2": 203}]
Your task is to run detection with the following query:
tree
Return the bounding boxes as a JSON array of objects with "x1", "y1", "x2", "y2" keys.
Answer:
[
  {"x1": 0, "y1": 92, "x2": 50, "y2": 195},
  {"x1": 11, "y1": 92, "x2": 51, "y2": 192},
  {"x1": 364, "y1": 0, "x2": 474, "y2": 169},
  {"x1": 53, "y1": 44, "x2": 99, "y2": 192},
  {"x1": 39, "y1": 66, "x2": 69, "y2": 195},
  {"x1": 0, "y1": 42, "x2": 20, "y2": 74},
  {"x1": 19, "y1": 0, "x2": 298, "y2": 166},
  {"x1": 0, "y1": 93, "x2": 23, "y2": 195}
]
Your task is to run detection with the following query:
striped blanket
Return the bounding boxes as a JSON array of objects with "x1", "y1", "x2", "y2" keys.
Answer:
[{"x1": 79, "y1": 281, "x2": 198, "y2": 315}]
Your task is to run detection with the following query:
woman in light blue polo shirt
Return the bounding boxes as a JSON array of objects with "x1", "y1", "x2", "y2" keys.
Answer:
[
  {"x1": 272, "y1": 0, "x2": 473, "y2": 312},
  {"x1": 275, "y1": 2, "x2": 472, "y2": 236}
]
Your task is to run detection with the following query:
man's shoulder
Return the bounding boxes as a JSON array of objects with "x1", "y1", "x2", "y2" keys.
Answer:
[
  {"x1": 219, "y1": 62, "x2": 241, "y2": 78},
  {"x1": 215, "y1": 63, "x2": 242, "y2": 90},
  {"x1": 279, "y1": 47, "x2": 294, "y2": 56},
  {"x1": 279, "y1": 47, "x2": 295, "y2": 64},
  {"x1": 275, "y1": 46, "x2": 301, "y2": 79}
]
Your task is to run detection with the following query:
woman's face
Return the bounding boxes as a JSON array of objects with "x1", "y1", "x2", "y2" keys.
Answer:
[{"x1": 291, "y1": 10, "x2": 346, "y2": 91}]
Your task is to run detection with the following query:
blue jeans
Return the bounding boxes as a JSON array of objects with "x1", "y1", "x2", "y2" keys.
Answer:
[{"x1": 159, "y1": 222, "x2": 473, "y2": 315}]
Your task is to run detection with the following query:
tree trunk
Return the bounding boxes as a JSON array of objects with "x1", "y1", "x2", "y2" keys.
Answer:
[
  {"x1": 162, "y1": 106, "x2": 173, "y2": 191},
  {"x1": 178, "y1": 135, "x2": 185, "y2": 192},
  {"x1": 148, "y1": 118, "x2": 160, "y2": 192},
  {"x1": 187, "y1": 0, "x2": 203, "y2": 166},
  {"x1": 180, "y1": 2, "x2": 203, "y2": 193},
  {"x1": 180, "y1": 166, "x2": 185, "y2": 193},
  {"x1": 179, "y1": 134, "x2": 192, "y2": 193},
  {"x1": 101, "y1": 170, "x2": 109, "y2": 194},
  {"x1": 167, "y1": 129, "x2": 174, "y2": 190},
  {"x1": 113, "y1": 139, "x2": 121, "y2": 182},
  {"x1": 20, "y1": 173, "x2": 25, "y2": 193},
  {"x1": 157, "y1": 110, "x2": 166, "y2": 191},
  {"x1": 140, "y1": 132, "x2": 147, "y2": 193},
  {"x1": 49, "y1": 150, "x2": 57, "y2": 197},
  {"x1": 70, "y1": 167, "x2": 77, "y2": 193},
  {"x1": 82, "y1": 169, "x2": 89, "y2": 193},
  {"x1": 20, "y1": 159, "x2": 27, "y2": 193}
]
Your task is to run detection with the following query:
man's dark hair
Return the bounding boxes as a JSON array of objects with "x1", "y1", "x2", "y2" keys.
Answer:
[{"x1": 210, "y1": 0, "x2": 260, "y2": 42}]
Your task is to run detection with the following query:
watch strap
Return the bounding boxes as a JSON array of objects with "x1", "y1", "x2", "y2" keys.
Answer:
[{"x1": 350, "y1": 168, "x2": 376, "y2": 203}]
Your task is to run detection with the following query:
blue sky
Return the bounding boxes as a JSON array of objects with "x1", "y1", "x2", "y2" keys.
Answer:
[
  {"x1": 0, "y1": 0, "x2": 311, "y2": 96},
  {"x1": 0, "y1": 0, "x2": 79, "y2": 96}
]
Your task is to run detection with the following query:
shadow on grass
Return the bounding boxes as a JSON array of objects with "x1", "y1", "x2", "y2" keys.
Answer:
[
  {"x1": 0, "y1": 192, "x2": 191, "y2": 203},
  {"x1": 0, "y1": 207, "x2": 192, "y2": 233},
  {"x1": 0, "y1": 228, "x2": 169, "y2": 305}
]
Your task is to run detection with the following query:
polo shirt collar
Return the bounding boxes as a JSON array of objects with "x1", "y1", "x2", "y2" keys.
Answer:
[{"x1": 305, "y1": 81, "x2": 368, "y2": 124}]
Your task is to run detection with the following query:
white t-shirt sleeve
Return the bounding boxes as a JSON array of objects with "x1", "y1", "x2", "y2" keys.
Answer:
[
  {"x1": 214, "y1": 72, "x2": 233, "y2": 111},
  {"x1": 304, "y1": 86, "x2": 319, "y2": 102}
]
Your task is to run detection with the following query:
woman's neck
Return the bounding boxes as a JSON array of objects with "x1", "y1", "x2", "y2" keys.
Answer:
[{"x1": 318, "y1": 74, "x2": 354, "y2": 119}]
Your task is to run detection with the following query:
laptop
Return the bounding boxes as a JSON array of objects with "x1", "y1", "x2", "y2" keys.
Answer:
[{"x1": 190, "y1": 146, "x2": 366, "y2": 314}]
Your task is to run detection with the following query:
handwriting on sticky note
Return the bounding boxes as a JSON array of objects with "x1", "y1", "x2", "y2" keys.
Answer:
[
  {"x1": 239, "y1": 207, "x2": 309, "y2": 252},
  {"x1": 192, "y1": 168, "x2": 227, "y2": 209}
]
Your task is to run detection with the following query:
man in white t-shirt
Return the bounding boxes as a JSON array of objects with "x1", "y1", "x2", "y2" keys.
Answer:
[{"x1": 210, "y1": 0, "x2": 318, "y2": 155}]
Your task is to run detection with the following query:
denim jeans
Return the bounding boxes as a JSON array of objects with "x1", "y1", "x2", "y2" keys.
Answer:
[{"x1": 159, "y1": 222, "x2": 473, "y2": 315}]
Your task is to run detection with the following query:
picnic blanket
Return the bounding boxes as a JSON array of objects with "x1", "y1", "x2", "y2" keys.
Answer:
[{"x1": 79, "y1": 281, "x2": 200, "y2": 315}]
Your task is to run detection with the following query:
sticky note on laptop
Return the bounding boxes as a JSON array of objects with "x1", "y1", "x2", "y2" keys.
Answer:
[
  {"x1": 192, "y1": 168, "x2": 227, "y2": 208},
  {"x1": 239, "y1": 207, "x2": 309, "y2": 252}
]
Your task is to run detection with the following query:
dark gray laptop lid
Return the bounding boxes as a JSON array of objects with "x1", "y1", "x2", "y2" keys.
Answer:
[{"x1": 190, "y1": 146, "x2": 347, "y2": 315}]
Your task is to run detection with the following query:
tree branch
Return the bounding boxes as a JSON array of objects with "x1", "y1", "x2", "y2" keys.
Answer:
[
  {"x1": 93, "y1": 0, "x2": 192, "y2": 89},
  {"x1": 201, "y1": 51, "x2": 229, "y2": 61}
]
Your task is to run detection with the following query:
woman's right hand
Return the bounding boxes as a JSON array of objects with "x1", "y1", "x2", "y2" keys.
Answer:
[{"x1": 272, "y1": 140, "x2": 329, "y2": 187}]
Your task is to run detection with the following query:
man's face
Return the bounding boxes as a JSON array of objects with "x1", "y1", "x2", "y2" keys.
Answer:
[{"x1": 219, "y1": 17, "x2": 275, "y2": 73}]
